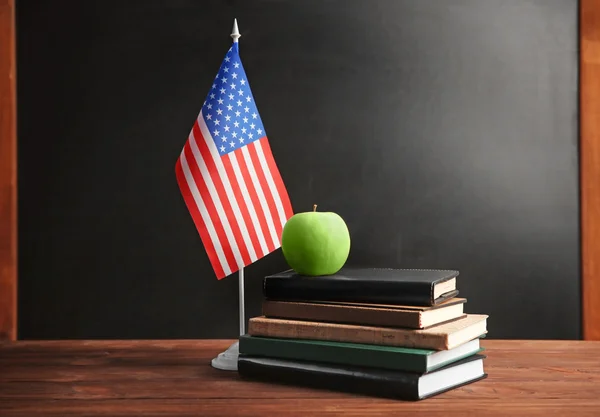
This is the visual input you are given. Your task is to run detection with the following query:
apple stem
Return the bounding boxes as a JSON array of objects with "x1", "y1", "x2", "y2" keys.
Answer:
[{"x1": 313, "y1": 204, "x2": 317, "y2": 212}]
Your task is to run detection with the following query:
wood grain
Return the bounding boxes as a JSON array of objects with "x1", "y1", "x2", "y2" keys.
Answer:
[
  {"x1": 582, "y1": 0, "x2": 600, "y2": 340},
  {"x1": 0, "y1": 0, "x2": 16, "y2": 342},
  {"x1": 1, "y1": 339, "x2": 600, "y2": 416}
]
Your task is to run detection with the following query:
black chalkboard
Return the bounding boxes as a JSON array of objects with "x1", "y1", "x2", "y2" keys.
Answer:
[{"x1": 16, "y1": 0, "x2": 580, "y2": 340}]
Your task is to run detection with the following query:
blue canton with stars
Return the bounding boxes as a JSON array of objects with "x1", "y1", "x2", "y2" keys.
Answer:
[{"x1": 202, "y1": 43, "x2": 266, "y2": 155}]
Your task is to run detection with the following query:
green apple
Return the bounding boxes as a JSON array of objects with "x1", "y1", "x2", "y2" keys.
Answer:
[{"x1": 281, "y1": 204, "x2": 351, "y2": 276}]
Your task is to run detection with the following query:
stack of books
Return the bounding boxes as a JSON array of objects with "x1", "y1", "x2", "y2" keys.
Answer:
[{"x1": 237, "y1": 268, "x2": 488, "y2": 401}]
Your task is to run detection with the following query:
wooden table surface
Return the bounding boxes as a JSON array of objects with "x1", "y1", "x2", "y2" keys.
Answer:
[{"x1": 1, "y1": 339, "x2": 599, "y2": 416}]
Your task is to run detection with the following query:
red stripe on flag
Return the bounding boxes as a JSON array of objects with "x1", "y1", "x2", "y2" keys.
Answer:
[
  {"x1": 247, "y1": 140, "x2": 284, "y2": 243},
  {"x1": 175, "y1": 157, "x2": 226, "y2": 279},
  {"x1": 183, "y1": 143, "x2": 238, "y2": 276},
  {"x1": 258, "y1": 137, "x2": 294, "y2": 221},
  {"x1": 192, "y1": 122, "x2": 252, "y2": 268},
  {"x1": 221, "y1": 153, "x2": 263, "y2": 261},
  {"x1": 234, "y1": 147, "x2": 277, "y2": 255}
]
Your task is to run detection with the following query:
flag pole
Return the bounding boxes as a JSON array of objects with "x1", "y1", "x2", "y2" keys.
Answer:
[
  {"x1": 231, "y1": 17, "x2": 245, "y2": 337},
  {"x1": 211, "y1": 18, "x2": 244, "y2": 371},
  {"x1": 239, "y1": 267, "x2": 245, "y2": 335},
  {"x1": 232, "y1": 17, "x2": 245, "y2": 338}
]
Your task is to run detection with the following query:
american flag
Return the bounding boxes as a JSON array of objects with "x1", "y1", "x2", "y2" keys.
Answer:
[{"x1": 175, "y1": 41, "x2": 294, "y2": 280}]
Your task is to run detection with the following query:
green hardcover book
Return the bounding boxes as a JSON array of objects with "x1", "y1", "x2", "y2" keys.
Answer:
[{"x1": 238, "y1": 334, "x2": 484, "y2": 373}]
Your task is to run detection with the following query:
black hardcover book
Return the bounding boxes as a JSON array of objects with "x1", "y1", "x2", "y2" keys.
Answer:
[
  {"x1": 238, "y1": 353, "x2": 487, "y2": 401},
  {"x1": 263, "y1": 268, "x2": 459, "y2": 306}
]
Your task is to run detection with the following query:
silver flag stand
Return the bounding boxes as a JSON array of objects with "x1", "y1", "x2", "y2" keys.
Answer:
[{"x1": 211, "y1": 266, "x2": 245, "y2": 371}]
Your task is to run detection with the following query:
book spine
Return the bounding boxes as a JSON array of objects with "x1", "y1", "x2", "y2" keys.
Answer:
[
  {"x1": 238, "y1": 335, "x2": 428, "y2": 373},
  {"x1": 263, "y1": 278, "x2": 435, "y2": 306},
  {"x1": 237, "y1": 355, "x2": 421, "y2": 401},
  {"x1": 262, "y1": 300, "x2": 422, "y2": 328},
  {"x1": 248, "y1": 318, "x2": 449, "y2": 350}
]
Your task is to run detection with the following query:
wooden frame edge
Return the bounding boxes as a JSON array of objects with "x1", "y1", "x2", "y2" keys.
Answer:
[
  {"x1": 581, "y1": 0, "x2": 600, "y2": 340},
  {"x1": 0, "y1": 0, "x2": 16, "y2": 342}
]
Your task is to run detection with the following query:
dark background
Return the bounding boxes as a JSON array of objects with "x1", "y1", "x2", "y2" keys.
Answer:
[{"x1": 16, "y1": 0, "x2": 580, "y2": 340}]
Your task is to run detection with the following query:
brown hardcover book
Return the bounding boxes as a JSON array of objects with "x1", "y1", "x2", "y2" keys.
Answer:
[
  {"x1": 248, "y1": 314, "x2": 488, "y2": 350},
  {"x1": 262, "y1": 297, "x2": 466, "y2": 329}
]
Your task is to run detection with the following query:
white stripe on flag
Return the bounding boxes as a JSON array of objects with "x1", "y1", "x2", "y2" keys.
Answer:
[
  {"x1": 197, "y1": 112, "x2": 258, "y2": 264},
  {"x1": 253, "y1": 140, "x2": 288, "y2": 229},
  {"x1": 241, "y1": 145, "x2": 280, "y2": 249},
  {"x1": 180, "y1": 150, "x2": 231, "y2": 276},
  {"x1": 188, "y1": 129, "x2": 245, "y2": 268},
  {"x1": 228, "y1": 151, "x2": 270, "y2": 257}
]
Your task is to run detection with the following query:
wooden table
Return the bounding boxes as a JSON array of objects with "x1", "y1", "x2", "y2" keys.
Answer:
[{"x1": 1, "y1": 339, "x2": 599, "y2": 416}]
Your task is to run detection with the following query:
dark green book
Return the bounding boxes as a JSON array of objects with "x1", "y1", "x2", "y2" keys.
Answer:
[
  {"x1": 238, "y1": 334, "x2": 484, "y2": 373},
  {"x1": 238, "y1": 353, "x2": 487, "y2": 401}
]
